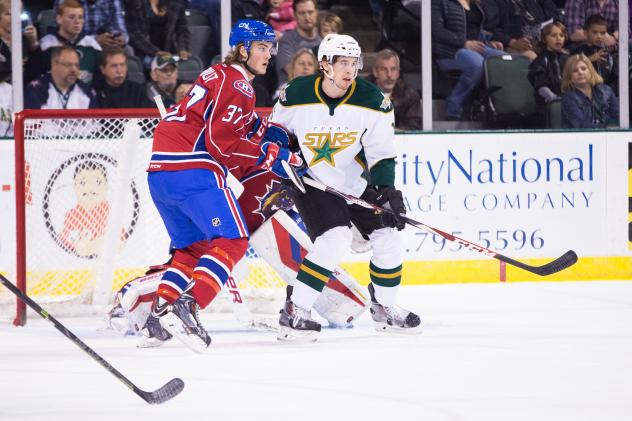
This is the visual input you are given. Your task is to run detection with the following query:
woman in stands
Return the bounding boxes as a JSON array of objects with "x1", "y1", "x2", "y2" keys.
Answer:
[
  {"x1": 124, "y1": 0, "x2": 191, "y2": 69},
  {"x1": 560, "y1": 53, "x2": 619, "y2": 129},
  {"x1": 431, "y1": 0, "x2": 504, "y2": 120}
]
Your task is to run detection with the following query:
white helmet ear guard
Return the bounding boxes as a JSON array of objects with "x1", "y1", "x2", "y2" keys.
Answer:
[{"x1": 317, "y1": 34, "x2": 363, "y2": 70}]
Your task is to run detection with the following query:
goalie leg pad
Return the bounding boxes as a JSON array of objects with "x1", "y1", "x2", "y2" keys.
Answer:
[{"x1": 313, "y1": 270, "x2": 369, "y2": 328}]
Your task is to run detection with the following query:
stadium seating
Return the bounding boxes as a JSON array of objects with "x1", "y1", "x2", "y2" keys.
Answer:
[{"x1": 177, "y1": 55, "x2": 204, "y2": 83}]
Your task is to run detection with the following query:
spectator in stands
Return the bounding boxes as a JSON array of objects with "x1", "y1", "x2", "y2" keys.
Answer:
[
  {"x1": 318, "y1": 11, "x2": 343, "y2": 38},
  {"x1": 368, "y1": 49, "x2": 422, "y2": 131},
  {"x1": 561, "y1": 53, "x2": 619, "y2": 128},
  {"x1": 565, "y1": 0, "x2": 619, "y2": 47},
  {"x1": 570, "y1": 15, "x2": 617, "y2": 92},
  {"x1": 0, "y1": 60, "x2": 12, "y2": 136},
  {"x1": 528, "y1": 21, "x2": 569, "y2": 106},
  {"x1": 124, "y1": 0, "x2": 190, "y2": 69},
  {"x1": 232, "y1": 0, "x2": 267, "y2": 23},
  {"x1": 94, "y1": 47, "x2": 152, "y2": 108},
  {"x1": 431, "y1": 0, "x2": 505, "y2": 120},
  {"x1": 174, "y1": 81, "x2": 192, "y2": 103},
  {"x1": 53, "y1": 0, "x2": 128, "y2": 49},
  {"x1": 145, "y1": 52, "x2": 178, "y2": 107},
  {"x1": 483, "y1": 0, "x2": 560, "y2": 61},
  {"x1": 273, "y1": 47, "x2": 317, "y2": 100},
  {"x1": 25, "y1": 45, "x2": 97, "y2": 109},
  {"x1": 39, "y1": 0, "x2": 102, "y2": 84},
  {"x1": 0, "y1": 0, "x2": 44, "y2": 84},
  {"x1": 276, "y1": 0, "x2": 320, "y2": 85},
  {"x1": 266, "y1": 0, "x2": 296, "y2": 38}
]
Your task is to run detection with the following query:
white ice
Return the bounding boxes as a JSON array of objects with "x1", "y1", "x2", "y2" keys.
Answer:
[{"x1": 1, "y1": 281, "x2": 631, "y2": 421}]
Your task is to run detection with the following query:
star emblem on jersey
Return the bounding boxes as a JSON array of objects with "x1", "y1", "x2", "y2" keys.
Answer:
[
  {"x1": 307, "y1": 138, "x2": 344, "y2": 166},
  {"x1": 380, "y1": 93, "x2": 392, "y2": 111}
]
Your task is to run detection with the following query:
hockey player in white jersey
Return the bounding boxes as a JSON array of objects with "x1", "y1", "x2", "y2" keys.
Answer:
[{"x1": 270, "y1": 33, "x2": 421, "y2": 341}]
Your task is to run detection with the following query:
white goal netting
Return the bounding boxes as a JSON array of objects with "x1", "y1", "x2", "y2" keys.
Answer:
[{"x1": 2, "y1": 111, "x2": 285, "y2": 322}]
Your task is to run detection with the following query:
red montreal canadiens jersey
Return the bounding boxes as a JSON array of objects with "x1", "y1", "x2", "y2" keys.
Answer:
[{"x1": 148, "y1": 64, "x2": 263, "y2": 179}]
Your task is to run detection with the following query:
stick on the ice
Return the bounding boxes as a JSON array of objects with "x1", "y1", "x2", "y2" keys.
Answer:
[
  {"x1": 153, "y1": 94, "x2": 245, "y2": 198},
  {"x1": 284, "y1": 166, "x2": 577, "y2": 276},
  {"x1": 0, "y1": 274, "x2": 184, "y2": 404}
]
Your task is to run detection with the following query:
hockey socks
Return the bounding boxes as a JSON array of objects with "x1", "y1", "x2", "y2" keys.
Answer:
[
  {"x1": 368, "y1": 262, "x2": 402, "y2": 306},
  {"x1": 294, "y1": 258, "x2": 333, "y2": 309}
]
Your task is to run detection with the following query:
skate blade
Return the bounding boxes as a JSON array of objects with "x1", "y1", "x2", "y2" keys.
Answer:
[
  {"x1": 277, "y1": 326, "x2": 319, "y2": 342},
  {"x1": 159, "y1": 313, "x2": 210, "y2": 353},
  {"x1": 137, "y1": 336, "x2": 166, "y2": 348},
  {"x1": 374, "y1": 322, "x2": 422, "y2": 335}
]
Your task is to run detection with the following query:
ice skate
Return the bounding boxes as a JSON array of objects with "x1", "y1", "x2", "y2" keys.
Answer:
[
  {"x1": 159, "y1": 292, "x2": 211, "y2": 353},
  {"x1": 368, "y1": 284, "x2": 421, "y2": 334},
  {"x1": 277, "y1": 300, "x2": 321, "y2": 342},
  {"x1": 138, "y1": 299, "x2": 172, "y2": 348}
]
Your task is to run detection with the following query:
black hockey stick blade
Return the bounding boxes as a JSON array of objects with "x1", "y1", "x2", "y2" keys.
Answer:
[
  {"x1": 281, "y1": 160, "x2": 306, "y2": 193},
  {"x1": 137, "y1": 378, "x2": 185, "y2": 405},
  {"x1": 497, "y1": 250, "x2": 578, "y2": 276},
  {"x1": 0, "y1": 274, "x2": 184, "y2": 404}
]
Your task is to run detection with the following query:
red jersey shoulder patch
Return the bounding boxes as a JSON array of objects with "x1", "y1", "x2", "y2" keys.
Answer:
[{"x1": 233, "y1": 80, "x2": 254, "y2": 98}]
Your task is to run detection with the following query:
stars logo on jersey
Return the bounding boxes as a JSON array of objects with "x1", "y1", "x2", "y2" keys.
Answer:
[
  {"x1": 278, "y1": 84, "x2": 287, "y2": 103},
  {"x1": 380, "y1": 93, "x2": 392, "y2": 111},
  {"x1": 303, "y1": 128, "x2": 359, "y2": 167}
]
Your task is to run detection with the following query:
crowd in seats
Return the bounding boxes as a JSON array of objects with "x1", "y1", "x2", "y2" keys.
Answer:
[{"x1": 1, "y1": 0, "x2": 630, "y2": 134}]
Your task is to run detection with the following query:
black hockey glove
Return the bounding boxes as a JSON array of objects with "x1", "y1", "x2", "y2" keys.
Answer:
[{"x1": 361, "y1": 185, "x2": 406, "y2": 231}]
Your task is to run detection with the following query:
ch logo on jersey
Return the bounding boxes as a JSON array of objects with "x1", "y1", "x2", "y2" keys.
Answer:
[
  {"x1": 233, "y1": 80, "x2": 254, "y2": 98},
  {"x1": 304, "y1": 131, "x2": 359, "y2": 166}
]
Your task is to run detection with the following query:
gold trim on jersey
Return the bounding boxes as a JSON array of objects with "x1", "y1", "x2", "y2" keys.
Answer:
[{"x1": 313, "y1": 76, "x2": 357, "y2": 108}]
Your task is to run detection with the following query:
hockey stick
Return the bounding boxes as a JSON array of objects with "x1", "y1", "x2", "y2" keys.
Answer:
[
  {"x1": 280, "y1": 162, "x2": 577, "y2": 276},
  {"x1": 0, "y1": 274, "x2": 184, "y2": 404}
]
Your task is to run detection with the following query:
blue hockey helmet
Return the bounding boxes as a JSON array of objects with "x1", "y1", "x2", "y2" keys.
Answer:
[{"x1": 229, "y1": 20, "x2": 277, "y2": 53}]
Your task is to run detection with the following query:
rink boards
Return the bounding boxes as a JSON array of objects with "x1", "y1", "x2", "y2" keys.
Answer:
[{"x1": 0, "y1": 130, "x2": 631, "y2": 289}]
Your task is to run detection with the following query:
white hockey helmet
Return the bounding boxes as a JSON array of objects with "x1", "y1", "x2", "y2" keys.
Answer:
[{"x1": 317, "y1": 34, "x2": 363, "y2": 70}]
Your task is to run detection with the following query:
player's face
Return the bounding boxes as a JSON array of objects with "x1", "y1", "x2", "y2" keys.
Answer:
[
  {"x1": 331, "y1": 56, "x2": 359, "y2": 90},
  {"x1": 101, "y1": 53, "x2": 127, "y2": 87},
  {"x1": 74, "y1": 169, "x2": 108, "y2": 209},
  {"x1": 372, "y1": 56, "x2": 399, "y2": 93},
  {"x1": 247, "y1": 41, "x2": 274, "y2": 75},
  {"x1": 295, "y1": 1, "x2": 317, "y2": 32},
  {"x1": 52, "y1": 50, "x2": 80, "y2": 87},
  {"x1": 57, "y1": 7, "x2": 84, "y2": 37}
]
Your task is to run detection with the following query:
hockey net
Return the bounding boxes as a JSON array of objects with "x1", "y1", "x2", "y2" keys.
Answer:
[{"x1": 5, "y1": 109, "x2": 285, "y2": 325}]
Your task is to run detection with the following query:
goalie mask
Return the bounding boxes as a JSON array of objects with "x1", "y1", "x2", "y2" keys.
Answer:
[{"x1": 317, "y1": 34, "x2": 363, "y2": 80}]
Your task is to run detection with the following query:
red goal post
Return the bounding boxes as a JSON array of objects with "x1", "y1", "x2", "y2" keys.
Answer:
[{"x1": 11, "y1": 108, "x2": 277, "y2": 326}]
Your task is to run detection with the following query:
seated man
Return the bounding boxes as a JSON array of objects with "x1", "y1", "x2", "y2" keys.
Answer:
[
  {"x1": 145, "y1": 53, "x2": 178, "y2": 108},
  {"x1": 25, "y1": 45, "x2": 96, "y2": 109},
  {"x1": 95, "y1": 47, "x2": 152, "y2": 108},
  {"x1": 39, "y1": 0, "x2": 102, "y2": 84},
  {"x1": 367, "y1": 49, "x2": 421, "y2": 131}
]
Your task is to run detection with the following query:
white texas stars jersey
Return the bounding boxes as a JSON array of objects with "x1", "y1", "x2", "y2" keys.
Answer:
[{"x1": 270, "y1": 74, "x2": 396, "y2": 197}]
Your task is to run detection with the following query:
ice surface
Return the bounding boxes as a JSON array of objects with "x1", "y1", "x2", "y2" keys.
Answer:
[{"x1": 1, "y1": 281, "x2": 631, "y2": 421}]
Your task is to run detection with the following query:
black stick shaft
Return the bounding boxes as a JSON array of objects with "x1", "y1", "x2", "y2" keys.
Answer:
[
  {"x1": 300, "y1": 177, "x2": 578, "y2": 276},
  {"x1": 0, "y1": 274, "x2": 183, "y2": 404}
]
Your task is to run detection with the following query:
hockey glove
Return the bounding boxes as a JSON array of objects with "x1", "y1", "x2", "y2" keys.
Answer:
[
  {"x1": 262, "y1": 122, "x2": 291, "y2": 148},
  {"x1": 246, "y1": 113, "x2": 268, "y2": 142},
  {"x1": 258, "y1": 142, "x2": 305, "y2": 178},
  {"x1": 361, "y1": 185, "x2": 406, "y2": 231}
]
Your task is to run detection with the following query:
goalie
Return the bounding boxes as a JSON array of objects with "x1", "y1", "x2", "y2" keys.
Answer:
[{"x1": 108, "y1": 166, "x2": 369, "y2": 346}]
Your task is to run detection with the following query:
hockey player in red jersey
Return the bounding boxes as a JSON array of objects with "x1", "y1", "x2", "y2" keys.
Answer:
[{"x1": 144, "y1": 19, "x2": 303, "y2": 353}]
